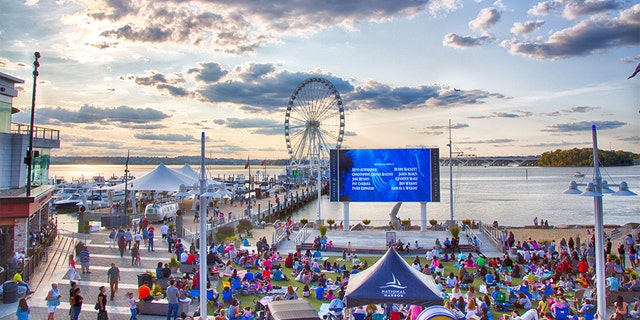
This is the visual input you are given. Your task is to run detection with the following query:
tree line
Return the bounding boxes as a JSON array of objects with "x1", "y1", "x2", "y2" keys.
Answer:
[{"x1": 537, "y1": 148, "x2": 638, "y2": 167}]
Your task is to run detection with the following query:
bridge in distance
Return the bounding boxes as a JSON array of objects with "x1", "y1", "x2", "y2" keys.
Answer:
[{"x1": 439, "y1": 156, "x2": 540, "y2": 167}]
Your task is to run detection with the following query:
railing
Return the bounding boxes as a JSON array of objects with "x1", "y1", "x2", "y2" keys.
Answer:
[
  {"x1": 462, "y1": 223, "x2": 482, "y2": 248},
  {"x1": 294, "y1": 223, "x2": 311, "y2": 246},
  {"x1": 479, "y1": 222, "x2": 505, "y2": 253},
  {"x1": 11, "y1": 122, "x2": 60, "y2": 140}
]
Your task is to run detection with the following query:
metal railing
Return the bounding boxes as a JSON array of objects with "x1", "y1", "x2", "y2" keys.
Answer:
[
  {"x1": 479, "y1": 222, "x2": 505, "y2": 253},
  {"x1": 294, "y1": 223, "x2": 311, "y2": 246},
  {"x1": 11, "y1": 122, "x2": 60, "y2": 140}
]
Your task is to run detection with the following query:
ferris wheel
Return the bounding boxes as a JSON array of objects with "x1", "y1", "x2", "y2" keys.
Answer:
[{"x1": 284, "y1": 77, "x2": 345, "y2": 168}]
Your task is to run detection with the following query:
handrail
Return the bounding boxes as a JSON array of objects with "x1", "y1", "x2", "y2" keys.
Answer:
[
  {"x1": 479, "y1": 222, "x2": 505, "y2": 253},
  {"x1": 294, "y1": 223, "x2": 311, "y2": 246}
]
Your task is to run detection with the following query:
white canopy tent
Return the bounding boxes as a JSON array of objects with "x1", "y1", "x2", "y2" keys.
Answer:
[{"x1": 111, "y1": 163, "x2": 195, "y2": 192}]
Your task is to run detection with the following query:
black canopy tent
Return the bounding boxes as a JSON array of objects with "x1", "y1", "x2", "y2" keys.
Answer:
[{"x1": 344, "y1": 248, "x2": 443, "y2": 308}]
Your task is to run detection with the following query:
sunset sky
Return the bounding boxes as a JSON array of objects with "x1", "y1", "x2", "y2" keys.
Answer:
[{"x1": 1, "y1": 0, "x2": 638, "y2": 160}]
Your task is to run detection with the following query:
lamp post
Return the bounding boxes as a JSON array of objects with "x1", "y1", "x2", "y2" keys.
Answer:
[{"x1": 563, "y1": 125, "x2": 636, "y2": 320}]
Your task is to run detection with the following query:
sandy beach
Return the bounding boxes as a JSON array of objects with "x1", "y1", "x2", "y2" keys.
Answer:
[{"x1": 508, "y1": 226, "x2": 627, "y2": 247}]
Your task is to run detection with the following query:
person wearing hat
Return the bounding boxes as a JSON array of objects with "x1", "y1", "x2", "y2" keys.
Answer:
[{"x1": 578, "y1": 298, "x2": 596, "y2": 320}]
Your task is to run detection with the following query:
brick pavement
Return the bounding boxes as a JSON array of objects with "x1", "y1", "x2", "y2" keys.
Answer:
[{"x1": 0, "y1": 224, "x2": 206, "y2": 320}]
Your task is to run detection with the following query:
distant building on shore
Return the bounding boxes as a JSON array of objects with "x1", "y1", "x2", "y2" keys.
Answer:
[{"x1": 0, "y1": 71, "x2": 60, "y2": 270}]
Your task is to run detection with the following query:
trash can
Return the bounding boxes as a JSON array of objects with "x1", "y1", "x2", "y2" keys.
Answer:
[
  {"x1": 3, "y1": 281, "x2": 18, "y2": 304},
  {"x1": 137, "y1": 273, "x2": 152, "y2": 287}
]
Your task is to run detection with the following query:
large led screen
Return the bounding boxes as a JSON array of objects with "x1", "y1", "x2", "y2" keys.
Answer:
[{"x1": 330, "y1": 148, "x2": 440, "y2": 202}]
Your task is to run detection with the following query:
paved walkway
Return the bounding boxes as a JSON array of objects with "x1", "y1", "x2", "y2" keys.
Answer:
[{"x1": 0, "y1": 225, "x2": 205, "y2": 320}]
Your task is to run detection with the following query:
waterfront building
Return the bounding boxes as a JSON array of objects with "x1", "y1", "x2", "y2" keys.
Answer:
[{"x1": 0, "y1": 71, "x2": 60, "y2": 272}]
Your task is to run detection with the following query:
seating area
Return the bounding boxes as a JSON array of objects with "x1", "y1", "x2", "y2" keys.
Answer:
[{"x1": 136, "y1": 299, "x2": 187, "y2": 315}]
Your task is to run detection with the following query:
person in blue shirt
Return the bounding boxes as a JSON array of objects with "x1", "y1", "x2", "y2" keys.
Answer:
[{"x1": 16, "y1": 298, "x2": 30, "y2": 320}]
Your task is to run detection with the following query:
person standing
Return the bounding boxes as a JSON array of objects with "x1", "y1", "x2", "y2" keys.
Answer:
[
  {"x1": 161, "y1": 222, "x2": 169, "y2": 242},
  {"x1": 79, "y1": 246, "x2": 91, "y2": 273},
  {"x1": 166, "y1": 279, "x2": 180, "y2": 320},
  {"x1": 107, "y1": 263, "x2": 120, "y2": 300},
  {"x1": 97, "y1": 286, "x2": 108, "y2": 320},
  {"x1": 45, "y1": 283, "x2": 61, "y2": 320},
  {"x1": 134, "y1": 231, "x2": 142, "y2": 248},
  {"x1": 71, "y1": 287, "x2": 83, "y2": 320},
  {"x1": 148, "y1": 227, "x2": 155, "y2": 252},
  {"x1": 16, "y1": 297, "x2": 30, "y2": 320}
]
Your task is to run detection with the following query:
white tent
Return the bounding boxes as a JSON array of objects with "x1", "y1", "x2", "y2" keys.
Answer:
[
  {"x1": 111, "y1": 163, "x2": 195, "y2": 192},
  {"x1": 176, "y1": 163, "x2": 200, "y2": 183}
]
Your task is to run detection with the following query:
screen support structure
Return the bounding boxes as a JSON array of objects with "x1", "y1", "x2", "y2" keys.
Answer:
[
  {"x1": 420, "y1": 202, "x2": 427, "y2": 231},
  {"x1": 343, "y1": 202, "x2": 349, "y2": 232}
]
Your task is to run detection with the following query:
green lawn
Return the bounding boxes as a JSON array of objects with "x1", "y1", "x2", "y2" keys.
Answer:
[{"x1": 210, "y1": 255, "x2": 552, "y2": 318}]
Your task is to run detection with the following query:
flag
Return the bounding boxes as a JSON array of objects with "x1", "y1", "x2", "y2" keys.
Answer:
[
  {"x1": 628, "y1": 62, "x2": 640, "y2": 79},
  {"x1": 244, "y1": 156, "x2": 250, "y2": 169},
  {"x1": 262, "y1": 159, "x2": 267, "y2": 166}
]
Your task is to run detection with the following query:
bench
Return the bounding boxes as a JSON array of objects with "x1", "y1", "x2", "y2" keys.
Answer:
[
  {"x1": 180, "y1": 264, "x2": 199, "y2": 274},
  {"x1": 136, "y1": 299, "x2": 186, "y2": 315}
]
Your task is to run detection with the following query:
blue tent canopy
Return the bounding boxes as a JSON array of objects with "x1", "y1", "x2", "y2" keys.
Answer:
[{"x1": 344, "y1": 248, "x2": 443, "y2": 308}]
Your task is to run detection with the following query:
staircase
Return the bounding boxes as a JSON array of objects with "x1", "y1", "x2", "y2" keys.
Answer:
[{"x1": 30, "y1": 235, "x2": 77, "y2": 291}]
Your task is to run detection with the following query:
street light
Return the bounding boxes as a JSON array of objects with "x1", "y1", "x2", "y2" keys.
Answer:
[{"x1": 563, "y1": 125, "x2": 636, "y2": 320}]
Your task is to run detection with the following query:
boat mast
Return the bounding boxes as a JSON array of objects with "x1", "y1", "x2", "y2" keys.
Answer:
[
  {"x1": 448, "y1": 119, "x2": 454, "y2": 226},
  {"x1": 124, "y1": 150, "x2": 130, "y2": 215}
]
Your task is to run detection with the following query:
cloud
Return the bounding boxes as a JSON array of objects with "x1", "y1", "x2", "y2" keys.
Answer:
[
  {"x1": 424, "y1": 123, "x2": 470, "y2": 130},
  {"x1": 188, "y1": 62, "x2": 228, "y2": 83},
  {"x1": 510, "y1": 20, "x2": 545, "y2": 35},
  {"x1": 443, "y1": 33, "x2": 493, "y2": 48},
  {"x1": 458, "y1": 138, "x2": 516, "y2": 144},
  {"x1": 619, "y1": 136, "x2": 640, "y2": 143},
  {"x1": 222, "y1": 117, "x2": 282, "y2": 135},
  {"x1": 543, "y1": 106, "x2": 599, "y2": 116},
  {"x1": 562, "y1": 0, "x2": 622, "y2": 20},
  {"x1": 542, "y1": 120, "x2": 627, "y2": 132},
  {"x1": 469, "y1": 7, "x2": 501, "y2": 32},
  {"x1": 528, "y1": 1, "x2": 562, "y2": 16},
  {"x1": 31, "y1": 105, "x2": 170, "y2": 125},
  {"x1": 420, "y1": 122, "x2": 469, "y2": 134},
  {"x1": 468, "y1": 110, "x2": 532, "y2": 119},
  {"x1": 75, "y1": 0, "x2": 436, "y2": 54},
  {"x1": 502, "y1": 4, "x2": 640, "y2": 60},
  {"x1": 133, "y1": 133, "x2": 196, "y2": 141}
]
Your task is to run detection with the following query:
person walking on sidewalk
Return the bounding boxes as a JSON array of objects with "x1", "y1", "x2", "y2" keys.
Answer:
[
  {"x1": 68, "y1": 254, "x2": 81, "y2": 285},
  {"x1": 124, "y1": 228, "x2": 133, "y2": 251},
  {"x1": 108, "y1": 228, "x2": 116, "y2": 248},
  {"x1": 97, "y1": 285, "x2": 108, "y2": 320},
  {"x1": 71, "y1": 287, "x2": 83, "y2": 320},
  {"x1": 45, "y1": 283, "x2": 61, "y2": 320},
  {"x1": 16, "y1": 297, "x2": 30, "y2": 320},
  {"x1": 148, "y1": 227, "x2": 155, "y2": 252},
  {"x1": 127, "y1": 292, "x2": 137, "y2": 320},
  {"x1": 107, "y1": 263, "x2": 120, "y2": 300},
  {"x1": 79, "y1": 246, "x2": 91, "y2": 273},
  {"x1": 131, "y1": 243, "x2": 140, "y2": 266},
  {"x1": 118, "y1": 233, "x2": 127, "y2": 257}
]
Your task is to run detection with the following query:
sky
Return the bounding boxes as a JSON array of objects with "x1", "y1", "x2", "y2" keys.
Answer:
[{"x1": 1, "y1": 0, "x2": 639, "y2": 161}]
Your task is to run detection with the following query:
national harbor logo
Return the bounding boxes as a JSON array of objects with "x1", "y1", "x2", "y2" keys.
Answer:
[{"x1": 379, "y1": 273, "x2": 407, "y2": 298}]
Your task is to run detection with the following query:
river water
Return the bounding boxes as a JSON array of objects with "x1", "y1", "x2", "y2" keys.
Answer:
[{"x1": 49, "y1": 164, "x2": 640, "y2": 227}]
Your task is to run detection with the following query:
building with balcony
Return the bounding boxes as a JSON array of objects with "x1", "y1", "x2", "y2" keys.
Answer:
[{"x1": 0, "y1": 71, "x2": 60, "y2": 273}]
